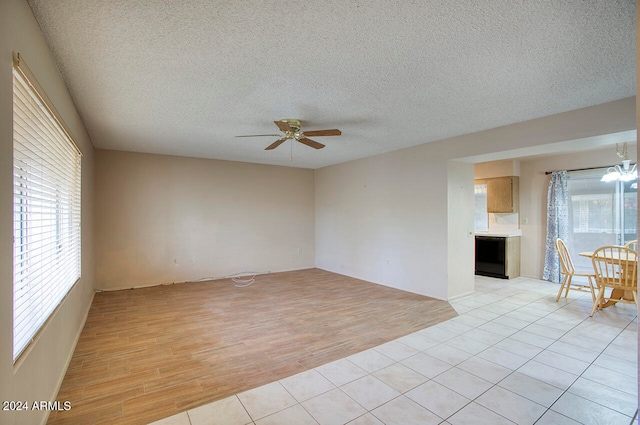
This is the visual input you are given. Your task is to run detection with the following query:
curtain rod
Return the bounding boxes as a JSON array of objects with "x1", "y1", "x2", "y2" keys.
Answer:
[
  {"x1": 544, "y1": 165, "x2": 622, "y2": 175},
  {"x1": 545, "y1": 166, "x2": 605, "y2": 175}
]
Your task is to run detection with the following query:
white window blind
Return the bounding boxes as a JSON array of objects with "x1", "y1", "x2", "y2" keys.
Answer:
[{"x1": 13, "y1": 54, "x2": 82, "y2": 361}]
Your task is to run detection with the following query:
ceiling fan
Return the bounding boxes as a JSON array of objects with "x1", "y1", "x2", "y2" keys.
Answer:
[{"x1": 236, "y1": 119, "x2": 341, "y2": 150}]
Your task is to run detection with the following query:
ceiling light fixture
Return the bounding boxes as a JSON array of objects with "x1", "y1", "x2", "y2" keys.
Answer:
[{"x1": 601, "y1": 142, "x2": 637, "y2": 182}]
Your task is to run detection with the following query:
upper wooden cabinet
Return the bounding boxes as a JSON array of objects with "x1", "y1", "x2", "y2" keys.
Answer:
[{"x1": 477, "y1": 176, "x2": 519, "y2": 213}]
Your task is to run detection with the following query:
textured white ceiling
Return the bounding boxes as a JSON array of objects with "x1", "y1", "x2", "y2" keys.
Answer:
[{"x1": 27, "y1": 0, "x2": 635, "y2": 169}]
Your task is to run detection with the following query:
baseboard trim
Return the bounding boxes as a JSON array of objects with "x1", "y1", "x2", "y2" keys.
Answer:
[
  {"x1": 447, "y1": 290, "x2": 475, "y2": 301},
  {"x1": 42, "y1": 290, "x2": 95, "y2": 425},
  {"x1": 94, "y1": 267, "x2": 316, "y2": 292}
]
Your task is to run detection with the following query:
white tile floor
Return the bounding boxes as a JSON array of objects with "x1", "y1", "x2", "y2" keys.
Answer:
[{"x1": 149, "y1": 276, "x2": 638, "y2": 425}]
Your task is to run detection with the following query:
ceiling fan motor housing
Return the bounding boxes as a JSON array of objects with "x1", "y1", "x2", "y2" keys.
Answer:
[
  {"x1": 280, "y1": 118, "x2": 301, "y2": 130},
  {"x1": 280, "y1": 118, "x2": 301, "y2": 138}
]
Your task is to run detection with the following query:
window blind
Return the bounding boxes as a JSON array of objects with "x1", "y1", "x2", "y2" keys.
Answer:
[{"x1": 12, "y1": 54, "x2": 82, "y2": 361}]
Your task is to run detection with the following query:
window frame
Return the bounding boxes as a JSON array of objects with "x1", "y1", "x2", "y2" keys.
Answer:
[
  {"x1": 566, "y1": 168, "x2": 637, "y2": 275},
  {"x1": 12, "y1": 52, "x2": 82, "y2": 363}
]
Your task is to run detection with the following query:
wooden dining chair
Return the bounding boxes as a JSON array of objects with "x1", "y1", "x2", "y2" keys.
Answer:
[
  {"x1": 624, "y1": 239, "x2": 637, "y2": 252},
  {"x1": 590, "y1": 245, "x2": 638, "y2": 317},
  {"x1": 555, "y1": 238, "x2": 596, "y2": 302}
]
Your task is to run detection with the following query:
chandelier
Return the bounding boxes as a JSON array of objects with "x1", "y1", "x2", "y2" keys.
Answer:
[{"x1": 601, "y1": 142, "x2": 637, "y2": 182}]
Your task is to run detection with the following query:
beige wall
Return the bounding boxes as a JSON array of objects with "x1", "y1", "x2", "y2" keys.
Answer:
[
  {"x1": 0, "y1": 1, "x2": 95, "y2": 424},
  {"x1": 315, "y1": 98, "x2": 636, "y2": 300},
  {"x1": 475, "y1": 159, "x2": 521, "y2": 179},
  {"x1": 95, "y1": 150, "x2": 315, "y2": 290},
  {"x1": 519, "y1": 145, "x2": 638, "y2": 278},
  {"x1": 315, "y1": 148, "x2": 452, "y2": 298}
]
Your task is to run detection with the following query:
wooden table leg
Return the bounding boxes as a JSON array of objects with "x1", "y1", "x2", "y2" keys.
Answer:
[{"x1": 600, "y1": 288, "x2": 629, "y2": 308}]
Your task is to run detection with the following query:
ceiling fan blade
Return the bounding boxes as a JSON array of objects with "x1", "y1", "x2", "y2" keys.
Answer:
[
  {"x1": 265, "y1": 137, "x2": 288, "y2": 150},
  {"x1": 274, "y1": 120, "x2": 292, "y2": 132},
  {"x1": 302, "y1": 129, "x2": 342, "y2": 137},
  {"x1": 235, "y1": 134, "x2": 282, "y2": 138},
  {"x1": 297, "y1": 137, "x2": 325, "y2": 149}
]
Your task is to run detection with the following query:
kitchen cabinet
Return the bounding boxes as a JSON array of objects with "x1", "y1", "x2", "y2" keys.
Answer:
[
  {"x1": 475, "y1": 235, "x2": 520, "y2": 279},
  {"x1": 476, "y1": 176, "x2": 519, "y2": 213}
]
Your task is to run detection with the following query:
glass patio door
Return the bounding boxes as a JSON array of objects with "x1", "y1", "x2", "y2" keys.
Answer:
[{"x1": 566, "y1": 170, "x2": 637, "y2": 275}]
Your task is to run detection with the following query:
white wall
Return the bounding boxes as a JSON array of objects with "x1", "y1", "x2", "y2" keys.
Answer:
[
  {"x1": 0, "y1": 1, "x2": 95, "y2": 424},
  {"x1": 95, "y1": 149, "x2": 316, "y2": 290},
  {"x1": 448, "y1": 161, "x2": 476, "y2": 298},
  {"x1": 315, "y1": 98, "x2": 636, "y2": 300}
]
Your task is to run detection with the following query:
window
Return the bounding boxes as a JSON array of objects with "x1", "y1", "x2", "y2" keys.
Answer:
[
  {"x1": 12, "y1": 53, "x2": 82, "y2": 361},
  {"x1": 566, "y1": 169, "x2": 637, "y2": 275},
  {"x1": 474, "y1": 183, "x2": 489, "y2": 231}
]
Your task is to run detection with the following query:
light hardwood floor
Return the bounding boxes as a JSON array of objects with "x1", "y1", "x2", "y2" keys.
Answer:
[{"x1": 47, "y1": 268, "x2": 457, "y2": 425}]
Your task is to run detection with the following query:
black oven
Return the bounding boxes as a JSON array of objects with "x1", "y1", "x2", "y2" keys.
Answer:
[{"x1": 475, "y1": 236, "x2": 507, "y2": 279}]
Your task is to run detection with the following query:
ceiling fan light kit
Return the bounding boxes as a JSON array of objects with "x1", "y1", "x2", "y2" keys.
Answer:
[
  {"x1": 236, "y1": 119, "x2": 342, "y2": 151},
  {"x1": 601, "y1": 142, "x2": 637, "y2": 182}
]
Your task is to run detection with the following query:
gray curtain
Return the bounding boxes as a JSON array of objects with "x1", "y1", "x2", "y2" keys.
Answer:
[{"x1": 543, "y1": 171, "x2": 569, "y2": 283}]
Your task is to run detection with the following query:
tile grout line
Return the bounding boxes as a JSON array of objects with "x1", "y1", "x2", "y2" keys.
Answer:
[
  {"x1": 158, "y1": 277, "x2": 637, "y2": 425},
  {"x1": 447, "y1": 282, "x2": 637, "y2": 424}
]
